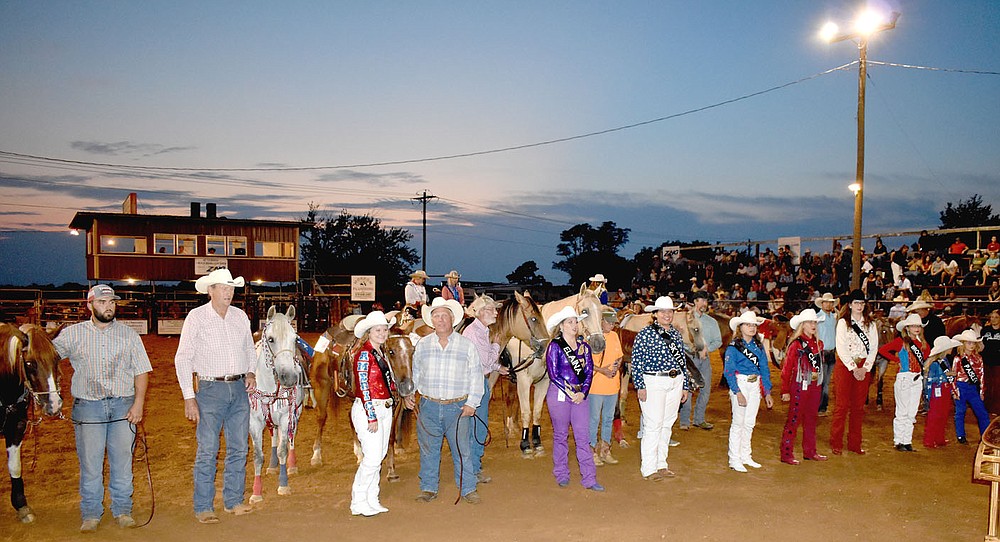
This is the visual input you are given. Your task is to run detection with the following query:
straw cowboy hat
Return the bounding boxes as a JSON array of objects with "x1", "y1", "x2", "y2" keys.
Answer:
[
  {"x1": 644, "y1": 296, "x2": 678, "y2": 313},
  {"x1": 354, "y1": 311, "x2": 396, "y2": 339},
  {"x1": 421, "y1": 297, "x2": 464, "y2": 327},
  {"x1": 814, "y1": 292, "x2": 839, "y2": 308},
  {"x1": 905, "y1": 300, "x2": 934, "y2": 312},
  {"x1": 895, "y1": 313, "x2": 927, "y2": 333},
  {"x1": 790, "y1": 308, "x2": 823, "y2": 330},
  {"x1": 953, "y1": 329, "x2": 983, "y2": 343},
  {"x1": 467, "y1": 294, "x2": 499, "y2": 316},
  {"x1": 588, "y1": 273, "x2": 607, "y2": 283},
  {"x1": 546, "y1": 306, "x2": 582, "y2": 333},
  {"x1": 444, "y1": 270, "x2": 461, "y2": 280},
  {"x1": 195, "y1": 268, "x2": 245, "y2": 294},
  {"x1": 729, "y1": 311, "x2": 766, "y2": 331},
  {"x1": 409, "y1": 270, "x2": 429, "y2": 279},
  {"x1": 929, "y1": 335, "x2": 962, "y2": 358}
]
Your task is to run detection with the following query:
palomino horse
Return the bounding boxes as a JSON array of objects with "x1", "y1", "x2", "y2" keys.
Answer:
[
  {"x1": 249, "y1": 306, "x2": 307, "y2": 504},
  {"x1": 1, "y1": 323, "x2": 63, "y2": 523}
]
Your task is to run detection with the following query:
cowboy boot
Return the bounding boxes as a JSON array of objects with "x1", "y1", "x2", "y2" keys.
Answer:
[
  {"x1": 601, "y1": 441, "x2": 619, "y2": 464},
  {"x1": 593, "y1": 447, "x2": 605, "y2": 467},
  {"x1": 531, "y1": 425, "x2": 543, "y2": 451},
  {"x1": 519, "y1": 428, "x2": 532, "y2": 455}
]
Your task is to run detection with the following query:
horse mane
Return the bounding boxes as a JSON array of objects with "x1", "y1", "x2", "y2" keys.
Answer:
[
  {"x1": 20, "y1": 325, "x2": 61, "y2": 376},
  {"x1": 0, "y1": 323, "x2": 23, "y2": 378}
]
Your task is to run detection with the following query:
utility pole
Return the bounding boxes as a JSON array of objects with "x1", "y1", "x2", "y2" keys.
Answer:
[{"x1": 412, "y1": 190, "x2": 437, "y2": 270}]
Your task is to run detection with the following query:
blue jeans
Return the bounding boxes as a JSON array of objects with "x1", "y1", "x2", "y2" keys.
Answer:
[
  {"x1": 678, "y1": 356, "x2": 712, "y2": 426},
  {"x1": 589, "y1": 393, "x2": 617, "y2": 447},
  {"x1": 955, "y1": 381, "x2": 990, "y2": 438},
  {"x1": 417, "y1": 397, "x2": 476, "y2": 496},
  {"x1": 194, "y1": 380, "x2": 250, "y2": 513},
  {"x1": 72, "y1": 396, "x2": 136, "y2": 520},
  {"x1": 471, "y1": 376, "x2": 491, "y2": 476}
]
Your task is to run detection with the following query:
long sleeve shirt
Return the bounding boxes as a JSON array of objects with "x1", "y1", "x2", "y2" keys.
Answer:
[
  {"x1": 630, "y1": 323, "x2": 689, "y2": 391},
  {"x1": 724, "y1": 339, "x2": 772, "y2": 395},
  {"x1": 781, "y1": 335, "x2": 823, "y2": 395},
  {"x1": 545, "y1": 334, "x2": 594, "y2": 397},
  {"x1": 461, "y1": 318, "x2": 501, "y2": 375},
  {"x1": 174, "y1": 302, "x2": 256, "y2": 400},
  {"x1": 694, "y1": 310, "x2": 723, "y2": 356},
  {"x1": 952, "y1": 352, "x2": 985, "y2": 390},
  {"x1": 353, "y1": 341, "x2": 395, "y2": 421},
  {"x1": 412, "y1": 331, "x2": 483, "y2": 410},
  {"x1": 878, "y1": 337, "x2": 928, "y2": 373},
  {"x1": 404, "y1": 281, "x2": 428, "y2": 307},
  {"x1": 925, "y1": 357, "x2": 952, "y2": 401},
  {"x1": 835, "y1": 318, "x2": 879, "y2": 372},
  {"x1": 53, "y1": 319, "x2": 152, "y2": 401},
  {"x1": 816, "y1": 309, "x2": 838, "y2": 352}
]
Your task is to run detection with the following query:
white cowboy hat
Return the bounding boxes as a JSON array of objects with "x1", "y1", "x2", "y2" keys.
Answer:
[
  {"x1": 895, "y1": 313, "x2": 927, "y2": 333},
  {"x1": 928, "y1": 335, "x2": 962, "y2": 358},
  {"x1": 467, "y1": 294, "x2": 499, "y2": 316},
  {"x1": 644, "y1": 296, "x2": 677, "y2": 313},
  {"x1": 588, "y1": 273, "x2": 607, "y2": 283},
  {"x1": 814, "y1": 292, "x2": 840, "y2": 308},
  {"x1": 421, "y1": 297, "x2": 465, "y2": 327},
  {"x1": 195, "y1": 268, "x2": 245, "y2": 294},
  {"x1": 354, "y1": 311, "x2": 396, "y2": 339},
  {"x1": 953, "y1": 329, "x2": 983, "y2": 343},
  {"x1": 409, "y1": 270, "x2": 429, "y2": 279},
  {"x1": 790, "y1": 308, "x2": 824, "y2": 330},
  {"x1": 546, "y1": 306, "x2": 581, "y2": 333},
  {"x1": 729, "y1": 311, "x2": 766, "y2": 331},
  {"x1": 906, "y1": 300, "x2": 934, "y2": 312},
  {"x1": 444, "y1": 270, "x2": 461, "y2": 280}
]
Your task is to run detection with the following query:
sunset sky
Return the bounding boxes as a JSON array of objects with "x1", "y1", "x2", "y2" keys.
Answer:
[{"x1": 1, "y1": 2, "x2": 998, "y2": 286}]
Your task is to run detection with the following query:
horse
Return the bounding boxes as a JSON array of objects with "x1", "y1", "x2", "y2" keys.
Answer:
[
  {"x1": 1, "y1": 323, "x2": 63, "y2": 524},
  {"x1": 308, "y1": 313, "x2": 366, "y2": 466},
  {"x1": 944, "y1": 315, "x2": 983, "y2": 338},
  {"x1": 248, "y1": 306, "x2": 307, "y2": 504}
]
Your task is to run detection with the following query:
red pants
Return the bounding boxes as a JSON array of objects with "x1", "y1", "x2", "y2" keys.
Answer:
[
  {"x1": 924, "y1": 384, "x2": 953, "y2": 447},
  {"x1": 829, "y1": 361, "x2": 871, "y2": 453},
  {"x1": 781, "y1": 382, "x2": 822, "y2": 460}
]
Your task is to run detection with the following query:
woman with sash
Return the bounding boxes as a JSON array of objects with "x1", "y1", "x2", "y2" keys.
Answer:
[
  {"x1": 349, "y1": 311, "x2": 397, "y2": 516},
  {"x1": 951, "y1": 329, "x2": 988, "y2": 444},
  {"x1": 923, "y1": 336, "x2": 961, "y2": 448},
  {"x1": 780, "y1": 308, "x2": 827, "y2": 465},
  {"x1": 878, "y1": 313, "x2": 928, "y2": 452},
  {"x1": 544, "y1": 306, "x2": 603, "y2": 491},
  {"x1": 724, "y1": 311, "x2": 773, "y2": 472},
  {"x1": 440, "y1": 270, "x2": 465, "y2": 306},
  {"x1": 830, "y1": 289, "x2": 879, "y2": 455}
]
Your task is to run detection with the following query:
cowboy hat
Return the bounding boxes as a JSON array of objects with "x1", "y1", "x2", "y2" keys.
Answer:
[
  {"x1": 644, "y1": 296, "x2": 677, "y2": 313},
  {"x1": 790, "y1": 308, "x2": 824, "y2": 330},
  {"x1": 195, "y1": 268, "x2": 245, "y2": 294},
  {"x1": 468, "y1": 294, "x2": 499, "y2": 316},
  {"x1": 546, "y1": 306, "x2": 581, "y2": 333},
  {"x1": 895, "y1": 313, "x2": 927, "y2": 333},
  {"x1": 588, "y1": 273, "x2": 607, "y2": 283},
  {"x1": 905, "y1": 300, "x2": 934, "y2": 312},
  {"x1": 354, "y1": 311, "x2": 396, "y2": 339},
  {"x1": 730, "y1": 311, "x2": 766, "y2": 331},
  {"x1": 952, "y1": 329, "x2": 983, "y2": 343},
  {"x1": 846, "y1": 289, "x2": 866, "y2": 303},
  {"x1": 409, "y1": 270, "x2": 429, "y2": 279},
  {"x1": 444, "y1": 270, "x2": 461, "y2": 280},
  {"x1": 814, "y1": 292, "x2": 839, "y2": 308},
  {"x1": 928, "y1": 335, "x2": 962, "y2": 358},
  {"x1": 421, "y1": 297, "x2": 464, "y2": 328}
]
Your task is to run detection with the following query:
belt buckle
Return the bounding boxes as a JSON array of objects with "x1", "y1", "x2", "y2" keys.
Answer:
[
  {"x1": 385, "y1": 398, "x2": 394, "y2": 408},
  {"x1": 668, "y1": 369, "x2": 679, "y2": 377},
  {"x1": 747, "y1": 375, "x2": 759, "y2": 383}
]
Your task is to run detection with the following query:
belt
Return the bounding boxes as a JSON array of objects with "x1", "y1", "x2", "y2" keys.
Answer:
[
  {"x1": 356, "y1": 397, "x2": 394, "y2": 408},
  {"x1": 743, "y1": 374, "x2": 759, "y2": 383},
  {"x1": 199, "y1": 374, "x2": 245, "y2": 382},
  {"x1": 424, "y1": 394, "x2": 468, "y2": 405},
  {"x1": 809, "y1": 374, "x2": 819, "y2": 382},
  {"x1": 644, "y1": 370, "x2": 682, "y2": 378}
]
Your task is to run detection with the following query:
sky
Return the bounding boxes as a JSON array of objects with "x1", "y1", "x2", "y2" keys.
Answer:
[{"x1": 1, "y1": 1, "x2": 998, "y2": 287}]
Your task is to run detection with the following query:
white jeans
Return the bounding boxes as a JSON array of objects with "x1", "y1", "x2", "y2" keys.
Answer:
[
  {"x1": 728, "y1": 374, "x2": 762, "y2": 467},
  {"x1": 638, "y1": 375, "x2": 683, "y2": 477},
  {"x1": 350, "y1": 399, "x2": 392, "y2": 511},
  {"x1": 893, "y1": 373, "x2": 922, "y2": 445}
]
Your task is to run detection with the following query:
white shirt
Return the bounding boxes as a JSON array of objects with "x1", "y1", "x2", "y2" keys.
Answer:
[{"x1": 174, "y1": 302, "x2": 256, "y2": 399}]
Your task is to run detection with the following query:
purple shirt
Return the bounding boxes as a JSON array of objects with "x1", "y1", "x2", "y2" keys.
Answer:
[{"x1": 545, "y1": 334, "x2": 593, "y2": 397}]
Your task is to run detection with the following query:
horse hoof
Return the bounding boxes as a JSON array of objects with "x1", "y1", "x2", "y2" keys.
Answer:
[
  {"x1": 533, "y1": 449, "x2": 546, "y2": 458},
  {"x1": 277, "y1": 486, "x2": 292, "y2": 496},
  {"x1": 387, "y1": 474, "x2": 400, "y2": 483},
  {"x1": 17, "y1": 506, "x2": 35, "y2": 523},
  {"x1": 288, "y1": 467, "x2": 299, "y2": 475},
  {"x1": 249, "y1": 494, "x2": 264, "y2": 504}
]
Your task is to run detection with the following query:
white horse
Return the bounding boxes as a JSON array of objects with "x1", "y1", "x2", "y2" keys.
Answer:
[{"x1": 249, "y1": 306, "x2": 306, "y2": 504}]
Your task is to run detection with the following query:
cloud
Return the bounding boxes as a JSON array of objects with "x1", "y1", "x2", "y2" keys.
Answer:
[
  {"x1": 70, "y1": 140, "x2": 195, "y2": 157},
  {"x1": 314, "y1": 169, "x2": 425, "y2": 187}
]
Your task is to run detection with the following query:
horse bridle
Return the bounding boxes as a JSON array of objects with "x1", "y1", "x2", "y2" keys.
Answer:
[{"x1": 258, "y1": 322, "x2": 309, "y2": 392}]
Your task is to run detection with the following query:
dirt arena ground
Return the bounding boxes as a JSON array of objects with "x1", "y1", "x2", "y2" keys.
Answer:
[{"x1": 2, "y1": 333, "x2": 993, "y2": 541}]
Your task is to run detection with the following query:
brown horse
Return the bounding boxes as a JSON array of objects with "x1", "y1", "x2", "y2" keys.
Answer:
[
  {"x1": 1, "y1": 323, "x2": 63, "y2": 524},
  {"x1": 944, "y1": 315, "x2": 983, "y2": 338}
]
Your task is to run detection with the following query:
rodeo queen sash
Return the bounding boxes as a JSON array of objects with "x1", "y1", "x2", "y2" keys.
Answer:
[
  {"x1": 735, "y1": 338, "x2": 761, "y2": 371},
  {"x1": 653, "y1": 323, "x2": 686, "y2": 368},
  {"x1": 554, "y1": 334, "x2": 587, "y2": 391},
  {"x1": 850, "y1": 321, "x2": 871, "y2": 355},
  {"x1": 959, "y1": 356, "x2": 982, "y2": 389}
]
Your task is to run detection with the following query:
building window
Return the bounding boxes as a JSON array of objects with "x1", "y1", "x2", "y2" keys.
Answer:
[
  {"x1": 100, "y1": 235, "x2": 148, "y2": 254},
  {"x1": 154, "y1": 234, "x2": 176, "y2": 254},
  {"x1": 178, "y1": 235, "x2": 197, "y2": 255},
  {"x1": 228, "y1": 236, "x2": 247, "y2": 256},
  {"x1": 255, "y1": 241, "x2": 295, "y2": 258},
  {"x1": 206, "y1": 236, "x2": 226, "y2": 256}
]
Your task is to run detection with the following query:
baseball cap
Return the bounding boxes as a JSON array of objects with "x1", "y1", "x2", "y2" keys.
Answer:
[{"x1": 87, "y1": 284, "x2": 121, "y2": 302}]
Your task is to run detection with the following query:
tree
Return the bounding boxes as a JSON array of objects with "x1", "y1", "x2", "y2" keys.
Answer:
[
  {"x1": 506, "y1": 261, "x2": 548, "y2": 285},
  {"x1": 939, "y1": 194, "x2": 1000, "y2": 229},
  {"x1": 553, "y1": 221, "x2": 631, "y2": 287},
  {"x1": 301, "y1": 204, "x2": 418, "y2": 301}
]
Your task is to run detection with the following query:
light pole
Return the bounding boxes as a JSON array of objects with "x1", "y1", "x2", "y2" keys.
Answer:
[{"x1": 820, "y1": 10, "x2": 899, "y2": 291}]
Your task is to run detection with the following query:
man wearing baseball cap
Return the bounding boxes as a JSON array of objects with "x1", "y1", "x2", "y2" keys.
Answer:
[{"x1": 54, "y1": 285, "x2": 152, "y2": 532}]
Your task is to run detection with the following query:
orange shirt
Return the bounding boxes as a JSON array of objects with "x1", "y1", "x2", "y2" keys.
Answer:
[{"x1": 590, "y1": 330, "x2": 623, "y2": 395}]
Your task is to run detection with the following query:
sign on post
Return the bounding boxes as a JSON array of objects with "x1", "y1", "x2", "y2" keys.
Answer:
[{"x1": 351, "y1": 275, "x2": 376, "y2": 301}]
